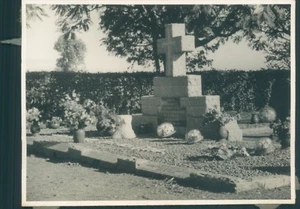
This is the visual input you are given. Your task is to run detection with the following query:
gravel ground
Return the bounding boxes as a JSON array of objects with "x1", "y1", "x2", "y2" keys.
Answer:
[{"x1": 28, "y1": 125, "x2": 291, "y2": 181}]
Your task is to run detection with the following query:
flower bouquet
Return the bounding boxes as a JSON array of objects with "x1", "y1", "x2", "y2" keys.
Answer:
[
  {"x1": 270, "y1": 117, "x2": 290, "y2": 148},
  {"x1": 26, "y1": 107, "x2": 41, "y2": 135},
  {"x1": 202, "y1": 108, "x2": 240, "y2": 140},
  {"x1": 47, "y1": 116, "x2": 62, "y2": 129},
  {"x1": 94, "y1": 103, "x2": 124, "y2": 136}
]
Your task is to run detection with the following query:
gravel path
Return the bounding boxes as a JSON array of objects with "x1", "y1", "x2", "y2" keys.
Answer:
[{"x1": 28, "y1": 126, "x2": 290, "y2": 181}]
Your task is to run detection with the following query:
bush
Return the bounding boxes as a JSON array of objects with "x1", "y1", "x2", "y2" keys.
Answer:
[
  {"x1": 26, "y1": 71, "x2": 155, "y2": 121},
  {"x1": 26, "y1": 70, "x2": 290, "y2": 121}
]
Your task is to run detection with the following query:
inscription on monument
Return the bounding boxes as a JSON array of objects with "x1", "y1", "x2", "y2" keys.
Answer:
[{"x1": 158, "y1": 98, "x2": 187, "y2": 126}]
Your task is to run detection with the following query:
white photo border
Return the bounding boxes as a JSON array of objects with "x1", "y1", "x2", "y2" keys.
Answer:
[{"x1": 21, "y1": 0, "x2": 296, "y2": 206}]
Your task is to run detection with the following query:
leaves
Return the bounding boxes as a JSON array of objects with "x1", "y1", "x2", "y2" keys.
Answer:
[{"x1": 26, "y1": 4, "x2": 49, "y2": 28}]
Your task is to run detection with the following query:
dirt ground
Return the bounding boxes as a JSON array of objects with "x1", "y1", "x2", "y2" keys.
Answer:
[{"x1": 26, "y1": 155, "x2": 291, "y2": 202}]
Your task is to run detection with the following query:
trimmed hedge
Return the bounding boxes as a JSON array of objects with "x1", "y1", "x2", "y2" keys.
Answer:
[{"x1": 26, "y1": 70, "x2": 290, "y2": 121}]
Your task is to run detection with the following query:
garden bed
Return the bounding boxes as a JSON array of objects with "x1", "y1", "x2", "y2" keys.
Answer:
[{"x1": 27, "y1": 125, "x2": 290, "y2": 181}]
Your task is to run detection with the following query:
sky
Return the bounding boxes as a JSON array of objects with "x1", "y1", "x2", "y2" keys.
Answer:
[{"x1": 26, "y1": 5, "x2": 268, "y2": 73}]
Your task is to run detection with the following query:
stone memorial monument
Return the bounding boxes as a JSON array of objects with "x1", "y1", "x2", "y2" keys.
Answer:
[{"x1": 133, "y1": 23, "x2": 242, "y2": 141}]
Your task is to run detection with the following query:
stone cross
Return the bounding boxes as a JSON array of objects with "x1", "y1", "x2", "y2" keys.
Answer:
[{"x1": 157, "y1": 24, "x2": 195, "y2": 77}]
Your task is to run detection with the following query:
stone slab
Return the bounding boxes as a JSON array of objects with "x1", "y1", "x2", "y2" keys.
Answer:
[
  {"x1": 180, "y1": 96, "x2": 220, "y2": 110},
  {"x1": 157, "y1": 118, "x2": 186, "y2": 127},
  {"x1": 68, "y1": 145, "x2": 119, "y2": 169},
  {"x1": 153, "y1": 75, "x2": 201, "y2": 87},
  {"x1": 47, "y1": 143, "x2": 70, "y2": 158},
  {"x1": 235, "y1": 175, "x2": 291, "y2": 193},
  {"x1": 186, "y1": 116, "x2": 205, "y2": 131},
  {"x1": 189, "y1": 172, "x2": 243, "y2": 193},
  {"x1": 153, "y1": 86, "x2": 201, "y2": 98},
  {"x1": 242, "y1": 127, "x2": 273, "y2": 136},
  {"x1": 173, "y1": 126, "x2": 187, "y2": 136},
  {"x1": 132, "y1": 114, "x2": 158, "y2": 132},
  {"x1": 117, "y1": 157, "x2": 137, "y2": 173},
  {"x1": 141, "y1": 96, "x2": 163, "y2": 106},
  {"x1": 224, "y1": 120, "x2": 243, "y2": 141},
  {"x1": 141, "y1": 105, "x2": 158, "y2": 115},
  {"x1": 186, "y1": 107, "x2": 207, "y2": 117},
  {"x1": 136, "y1": 159, "x2": 191, "y2": 179},
  {"x1": 160, "y1": 97, "x2": 181, "y2": 111},
  {"x1": 158, "y1": 109, "x2": 186, "y2": 119}
]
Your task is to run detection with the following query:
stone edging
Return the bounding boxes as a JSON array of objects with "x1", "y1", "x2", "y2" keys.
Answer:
[{"x1": 27, "y1": 140, "x2": 290, "y2": 193}]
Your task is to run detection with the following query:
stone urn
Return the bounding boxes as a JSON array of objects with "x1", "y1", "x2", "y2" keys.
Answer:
[
  {"x1": 30, "y1": 121, "x2": 40, "y2": 135},
  {"x1": 96, "y1": 121, "x2": 116, "y2": 136},
  {"x1": 251, "y1": 113, "x2": 260, "y2": 124},
  {"x1": 218, "y1": 124, "x2": 228, "y2": 140},
  {"x1": 73, "y1": 129, "x2": 85, "y2": 143},
  {"x1": 49, "y1": 122, "x2": 60, "y2": 129}
]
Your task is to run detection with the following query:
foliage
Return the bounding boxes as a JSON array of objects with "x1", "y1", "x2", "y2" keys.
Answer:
[
  {"x1": 47, "y1": 116, "x2": 62, "y2": 124},
  {"x1": 51, "y1": 4, "x2": 290, "y2": 72},
  {"x1": 60, "y1": 91, "x2": 95, "y2": 129},
  {"x1": 54, "y1": 35, "x2": 87, "y2": 72},
  {"x1": 26, "y1": 4, "x2": 48, "y2": 28},
  {"x1": 246, "y1": 5, "x2": 291, "y2": 70},
  {"x1": 95, "y1": 103, "x2": 124, "y2": 133},
  {"x1": 270, "y1": 117, "x2": 290, "y2": 137},
  {"x1": 26, "y1": 70, "x2": 290, "y2": 121},
  {"x1": 202, "y1": 108, "x2": 240, "y2": 126},
  {"x1": 26, "y1": 107, "x2": 41, "y2": 123}
]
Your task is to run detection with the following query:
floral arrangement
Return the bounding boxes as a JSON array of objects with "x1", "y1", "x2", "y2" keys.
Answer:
[
  {"x1": 270, "y1": 117, "x2": 290, "y2": 137},
  {"x1": 60, "y1": 91, "x2": 95, "y2": 130},
  {"x1": 83, "y1": 99, "x2": 97, "y2": 116},
  {"x1": 202, "y1": 108, "x2": 240, "y2": 126},
  {"x1": 48, "y1": 116, "x2": 62, "y2": 125},
  {"x1": 26, "y1": 107, "x2": 41, "y2": 123},
  {"x1": 94, "y1": 103, "x2": 124, "y2": 133}
]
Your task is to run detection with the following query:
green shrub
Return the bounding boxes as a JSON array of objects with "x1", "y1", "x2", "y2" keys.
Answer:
[{"x1": 26, "y1": 70, "x2": 290, "y2": 121}]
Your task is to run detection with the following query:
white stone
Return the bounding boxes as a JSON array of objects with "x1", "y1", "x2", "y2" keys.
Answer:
[
  {"x1": 224, "y1": 120, "x2": 243, "y2": 142},
  {"x1": 112, "y1": 115, "x2": 136, "y2": 139}
]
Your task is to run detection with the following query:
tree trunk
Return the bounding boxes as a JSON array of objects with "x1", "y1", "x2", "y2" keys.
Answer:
[
  {"x1": 149, "y1": 12, "x2": 160, "y2": 74},
  {"x1": 152, "y1": 38, "x2": 160, "y2": 74}
]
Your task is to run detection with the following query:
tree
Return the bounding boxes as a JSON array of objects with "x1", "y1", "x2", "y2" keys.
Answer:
[
  {"x1": 26, "y1": 4, "x2": 48, "y2": 28},
  {"x1": 51, "y1": 4, "x2": 291, "y2": 72},
  {"x1": 54, "y1": 35, "x2": 87, "y2": 72}
]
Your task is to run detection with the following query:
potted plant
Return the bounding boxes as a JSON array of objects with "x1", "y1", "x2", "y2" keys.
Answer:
[
  {"x1": 26, "y1": 107, "x2": 41, "y2": 135},
  {"x1": 61, "y1": 93, "x2": 95, "y2": 143},
  {"x1": 47, "y1": 116, "x2": 62, "y2": 129},
  {"x1": 270, "y1": 117, "x2": 290, "y2": 148},
  {"x1": 202, "y1": 108, "x2": 239, "y2": 140},
  {"x1": 93, "y1": 103, "x2": 123, "y2": 136}
]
